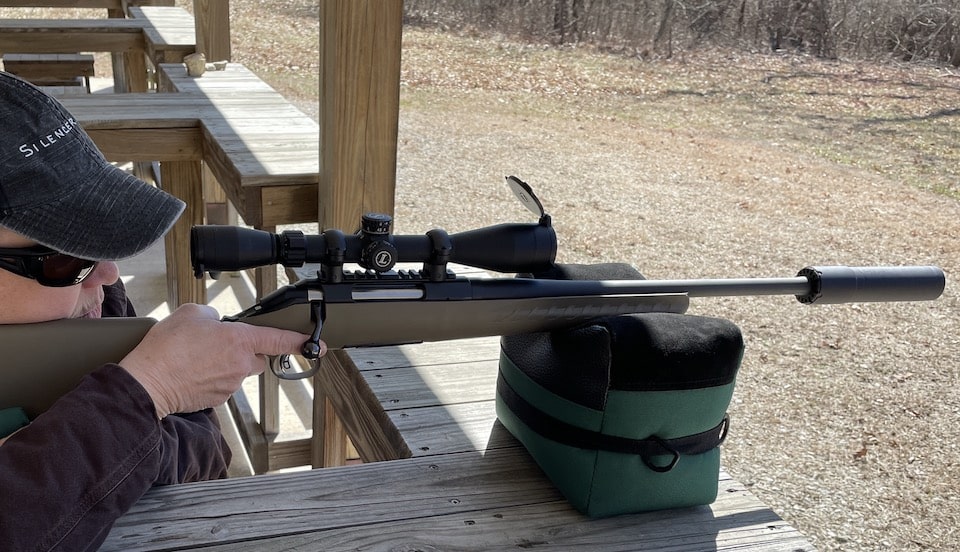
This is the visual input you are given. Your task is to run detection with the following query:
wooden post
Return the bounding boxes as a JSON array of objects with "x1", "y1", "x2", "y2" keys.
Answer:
[
  {"x1": 193, "y1": 0, "x2": 231, "y2": 61},
  {"x1": 158, "y1": 160, "x2": 205, "y2": 307},
  {"x1": 194, "y1": 1, "x2": 233, "y2": 225},
  {"x1": 319, "y1": 0, "x2": 401, "y2": 230},
  {"x1": 106, "y1": 7, "x2": 148, "y2": 93},
  {"x1": 316, "y1": 0, "x2": 403, "y2": 468}
]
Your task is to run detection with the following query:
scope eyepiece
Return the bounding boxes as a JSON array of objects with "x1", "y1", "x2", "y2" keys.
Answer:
[{"x1": 191, "y1": 225, "x2": 281, "y2": 278}]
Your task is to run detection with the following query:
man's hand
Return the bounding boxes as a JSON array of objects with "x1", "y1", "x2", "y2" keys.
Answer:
[{"x1": 120, "y1": 304, "x2": 321, "y2": 419}]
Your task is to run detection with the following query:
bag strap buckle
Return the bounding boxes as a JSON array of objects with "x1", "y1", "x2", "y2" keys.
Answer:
[{"x1": 641, "y1": 436, "x2": 681, "y2": 473}]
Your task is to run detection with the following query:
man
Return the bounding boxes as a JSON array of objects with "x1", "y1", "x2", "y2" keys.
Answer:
[{"x1": 0, "y1": 71, "x2": 321, "y2": 550}]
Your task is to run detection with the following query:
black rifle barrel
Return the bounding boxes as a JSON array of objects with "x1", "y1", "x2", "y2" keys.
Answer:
[
  {"x1": 552, "y1": 265, "x2": 945, "y2": 304},
  {"x1": 437, "y1": 266, "x2": 944, "y2": 304}
]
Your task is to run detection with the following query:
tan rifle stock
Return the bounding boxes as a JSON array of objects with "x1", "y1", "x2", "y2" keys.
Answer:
[
  {"x1": 1, "y1": 317, "x2": 156, "y2": 417},
  {"x1": 1, "y1": 263, "x2": 945, "y2": 416}
]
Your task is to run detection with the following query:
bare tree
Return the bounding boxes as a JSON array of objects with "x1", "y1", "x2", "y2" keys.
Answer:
[
  {"x1": 653, "y1": 0, "x2": 676, "y2": 57},
  {"x1": 402, "y1": 0, "x2": 960, "y2": 66},
  {"x1": 552, "y1": 0, "x2": 583, "y2": 44}
]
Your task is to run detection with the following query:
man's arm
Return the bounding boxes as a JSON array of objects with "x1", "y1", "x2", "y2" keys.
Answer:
[
  {"x1": 0, "y1": 364, "x2": 163, "y2": 551},
  {"x1": 0, "y1": 281, "x2": 235, "y2": 550},
  {"x1": 157, "y1": 408, "x2": 232, "y2": 484},
  {"x1": 102, "y1": 280, "x2": 233, "y2": 484}
]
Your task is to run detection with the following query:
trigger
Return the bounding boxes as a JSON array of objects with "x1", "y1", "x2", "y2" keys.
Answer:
[
  {"x1": 271, "y1": 302, "x2": 325, "y2": 381},
  {"x1": 270, "y1": 354, "x2": 296, "y2": 378},
  {"x1": 270, "y1": 354, "x2": 319, "y2": 380},
  {"x1": 301, "y1": 301, "x2": 325, "y2": 360}
]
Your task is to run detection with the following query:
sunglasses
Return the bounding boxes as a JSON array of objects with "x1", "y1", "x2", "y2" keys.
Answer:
[{"x1": 0, "y1": 246, "x2": 98, "y2": 287}]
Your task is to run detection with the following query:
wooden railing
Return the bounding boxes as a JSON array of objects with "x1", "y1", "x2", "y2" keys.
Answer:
[
  {"x1": 0, "y1": 0, "x2": 227, "y2": 61},
  {"x1": 1, "y1": 0, "x2": 406, "y2": 474}
]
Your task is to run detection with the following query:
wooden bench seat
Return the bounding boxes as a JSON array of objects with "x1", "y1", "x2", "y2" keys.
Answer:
[
  {"x1": 2, "y1": 52, "x2": 95, "y2": 91},
  {"x1": 126, "y1": 5, "x2": 195, "y2": 64},
  {"x1": 0, "y1": 1, "x2": 174, "y2": 8},
  {"x1": 0, "y1": 6, "x2": 195, "y2": 92}
]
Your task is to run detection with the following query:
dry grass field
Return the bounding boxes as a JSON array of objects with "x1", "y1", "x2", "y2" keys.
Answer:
[
  {"x1": 387, "y1": 30, "x2": 959, "y2": 551},
  {"x1": 4, "y1": 2, "x2": 959, "y2": 550},
  {"x1": 260, "y1": 14, "x2": 959, "y2": 549},
  {"x1": 360, "y1": 20, "x2": 960, "y2": 551},
  {"x1": 350, "y1": 22, "x2": 960, "y2": 552}
]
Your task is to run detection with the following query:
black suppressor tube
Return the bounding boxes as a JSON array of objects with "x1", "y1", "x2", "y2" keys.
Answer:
[
  {"x1": 796, "y1": 265, "x2": 945, "y2": 304},
  {"x1": 191, "y1": 223, "x2": 558, "y2": 277}
]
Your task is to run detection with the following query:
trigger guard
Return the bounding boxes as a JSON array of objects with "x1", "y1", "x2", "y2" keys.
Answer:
[{"x1": 270, "y1": 354, "x2": 320, "y2": 380}]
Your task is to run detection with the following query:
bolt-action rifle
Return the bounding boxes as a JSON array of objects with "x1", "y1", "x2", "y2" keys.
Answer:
[{"x1": 0, "y1": 177, "x2": 945, "y2": 416}]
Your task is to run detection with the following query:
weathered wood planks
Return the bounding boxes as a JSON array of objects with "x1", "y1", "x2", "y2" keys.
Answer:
[
  {"x1": 101, "y1": 444, "x2": 812, "y2": 551},
  {"x1": 127, "y1": 5, "x2": 195, "y2": 63},
  {"x1": 157, "y1": 63, "x2": 320, "y2": 226},
  {"x1": 0, "y1": 18, "x2": 145, "y2": 54},
  {"x1": 0, "y1": 1, "x2": 174, "y2": 7}
]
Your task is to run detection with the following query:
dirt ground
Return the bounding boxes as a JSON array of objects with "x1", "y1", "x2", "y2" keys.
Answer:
[{"x1": 386, "y1": 31, "x2": 959, "y2": 552}]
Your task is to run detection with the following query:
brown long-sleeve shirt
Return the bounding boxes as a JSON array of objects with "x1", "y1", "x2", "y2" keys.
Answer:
[{"x1": 0, "y1": 282, "x2": 231, "y2": 551}]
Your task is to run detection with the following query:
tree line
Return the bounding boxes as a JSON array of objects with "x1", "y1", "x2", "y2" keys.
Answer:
[{"x1": 403, "y1": 0, "x2": 960, "y2": 66}]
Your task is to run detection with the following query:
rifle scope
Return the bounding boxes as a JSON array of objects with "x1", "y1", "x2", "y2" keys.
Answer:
[{"x1": 190, "y1": 215, "x2": 558, "y2": 278}]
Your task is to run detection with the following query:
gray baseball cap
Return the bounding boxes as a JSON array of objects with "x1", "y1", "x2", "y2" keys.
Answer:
[{"x1": 0, "y1": 71, "x2": 185, "y2": 260}]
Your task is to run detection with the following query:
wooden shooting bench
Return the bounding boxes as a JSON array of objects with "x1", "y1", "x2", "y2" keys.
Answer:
[
  {"x1": 0, "y1": 4, "x2": 196, "y2": 92},
  {"x1": 2, "y1": 52, "x2": 95, "y2": 91},
  {"x1": 98, "y1": 334, "x2": 815, "y2": 551},
  {"x1": 0, "y1": 0, "x2": 229, "y2": 65},
  {"x1": 59, "y1": 62, "x2": 319, "y2": 305}
]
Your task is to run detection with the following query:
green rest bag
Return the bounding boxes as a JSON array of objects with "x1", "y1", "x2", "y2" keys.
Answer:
[
  {"x1": 494, "y1": 264, "x2": 743, "y2": 518},
  {"x1": 0, "y1": 407, "x2": 29, "y2": 439}
]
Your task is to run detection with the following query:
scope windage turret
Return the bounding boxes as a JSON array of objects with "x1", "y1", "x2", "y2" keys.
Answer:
[{"x1": 190, "y1": 218, "x2": 558, "y2": 277}]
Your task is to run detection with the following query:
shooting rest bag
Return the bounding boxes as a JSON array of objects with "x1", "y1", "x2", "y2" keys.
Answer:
[
  {"x1": 495, "y1": 263, "x2": 743, "y2": 518},
  {"x1": 0, "y1": 407, "x2": 29, "y2": 439}
]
